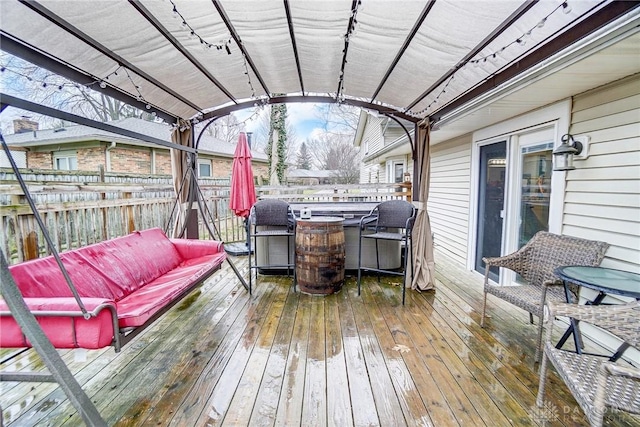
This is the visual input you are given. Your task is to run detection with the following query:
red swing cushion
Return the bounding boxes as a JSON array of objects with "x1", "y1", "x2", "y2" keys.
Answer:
[{"x1": 0, "y1": 228, "x2": 226, "y2": 349}]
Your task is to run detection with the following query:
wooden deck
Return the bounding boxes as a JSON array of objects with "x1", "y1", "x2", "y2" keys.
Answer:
[{"x1": 1, "y1": 252, "x2": 639, "y2": 426}]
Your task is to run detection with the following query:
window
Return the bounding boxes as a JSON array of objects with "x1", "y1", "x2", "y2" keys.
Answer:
[
  {"x1": 198, "y1": 159, "x2": 212, "y2": 177},
  {"x1": 386, "y1": 159, "x2": 405, "y2": 183},
  {"x1": 53, "y1": 151, "x2": 77, "y2": 170},
  {"x1": 394, "y1": 162, "x2": 404, "y2": 183}
]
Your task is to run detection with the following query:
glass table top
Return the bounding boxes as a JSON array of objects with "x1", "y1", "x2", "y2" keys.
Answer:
[{"x1": 555, "y1": 266, "x2": 640, "y2": 298}]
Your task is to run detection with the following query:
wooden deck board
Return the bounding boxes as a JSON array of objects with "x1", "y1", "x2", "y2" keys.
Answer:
[
  {"x1": 2, "y1": 253, "x2": 640, "y2": 427},
  {"x1": 345, "y1": 281, "x2": 407, "y2": 426},
  {"x1": 248, "y1": 286, "x2": 299, "y2": 427},
  {"x1": 335, "y1": 287, "x2": 380, "y2": 427},
  {"x1": 360, "y1": 279, "x2": 454, "y2": 427}
]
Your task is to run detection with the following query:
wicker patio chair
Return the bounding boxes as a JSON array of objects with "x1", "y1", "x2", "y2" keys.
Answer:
[
  {"x1": 537, "y1": 300, "x2": 640, "y2": 427},
  {"x1": 480, "y1": 231, "x2": 609, "y2": 363}
]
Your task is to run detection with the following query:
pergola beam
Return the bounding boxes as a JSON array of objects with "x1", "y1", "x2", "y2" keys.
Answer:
[
  {"x1": 283, "y1": 0, "x2": 305, "y2": 95},
  {"x1": 17, "y1": 0, "x2": 202, "y2": 115},
  {"x1": 0, "y1": 32, "x2": 178, "y2": 125},
  {"x1": 199, "y1": 95, "x2": 418, "y2": 123},
  {"x1": 0, "y1": 94, "x2": 196, "y2": 153},
  {"x1": 370, "y1": 0, "x2": 436, "y2": 102}
]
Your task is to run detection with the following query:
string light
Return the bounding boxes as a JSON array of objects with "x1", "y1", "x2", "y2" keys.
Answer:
[
  {"x1": 409, "y1": 0, "x2": 574, "y2": 117},
  {"x1": 242, "y1": 50, "x2": 257, "y2": 101},
  {"x1": 337, "y1": 0, "x2": 362, "y2": 101},
  {"x1": 1, "y1": 60, "x2": 162, "y2": 118},
  {"x1": 168, "y1": 0, "x2": 232, "y2": 54},
  {"x1": 0, "y1": 62, "x2": 75, "y2": 92}
]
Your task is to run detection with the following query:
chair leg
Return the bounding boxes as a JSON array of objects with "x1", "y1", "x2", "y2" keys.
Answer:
[
  {"x1": 291, "y1": 234, "x2": 297, "y2": 293},
  {"x1": 375, "y1": 239, "x2": 380, "y2": 284},
  {"x1": 480, "y1": 291, "x2": 488, "y2": 327},
  {"x1": 535, "y1": 318, "x2": 544, "y2": 364},
  {"x1": 401, "y1": 238, "x2": 408, "y2": 305},
  {"x1": 286, "y1": 235, "x2": 291, "y2": 278},
  {"x1": 409, "y1": 236, "x2": 414, "y2": 283},
  {"x1": 248, "y1": 234, "x2": 253, "y2": 295},
  {"x1": 357, "y1": 231, "x2": 363, "y2": 296},
  {"x1": 536, "y1": 345, "x2": 549, "y2": 407}
]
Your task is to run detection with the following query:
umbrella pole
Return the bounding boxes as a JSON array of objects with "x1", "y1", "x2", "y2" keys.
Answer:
[{"x1": 245, "y1": 218, "x2": 250, "y2": 252}]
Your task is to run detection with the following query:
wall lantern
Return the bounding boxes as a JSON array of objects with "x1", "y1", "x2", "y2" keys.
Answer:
[{"x1": 553, "y1": 134, "x2": 583, "y2": 171}]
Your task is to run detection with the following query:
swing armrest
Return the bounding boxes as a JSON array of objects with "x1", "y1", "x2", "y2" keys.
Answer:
[
  {"x1": 0, "y1": 297, "x2": 117, "y2": 349},
  {"x1": 169, "y1": 238, "x2": 224, "y2": 260}
]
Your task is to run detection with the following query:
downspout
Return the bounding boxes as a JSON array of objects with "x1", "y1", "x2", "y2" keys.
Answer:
[{"x1": 105, "y1": 141, "x2": 116, "y2": 172}]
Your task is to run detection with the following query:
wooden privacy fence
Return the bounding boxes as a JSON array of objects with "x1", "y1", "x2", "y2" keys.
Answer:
[
  {"x1": 258, "y1": 182, "x2": 412, "y2": 202},
  {"x1": 1, "y1": 168, "x2": 412, "y2": 264},
  {"x1": 0, "y1": 169, "x2": 241, "y2": 265}
]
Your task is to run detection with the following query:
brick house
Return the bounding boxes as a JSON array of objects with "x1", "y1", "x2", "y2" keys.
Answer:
[{"x1": 4, "y1": 118, "x2": 269, "y2": 180}]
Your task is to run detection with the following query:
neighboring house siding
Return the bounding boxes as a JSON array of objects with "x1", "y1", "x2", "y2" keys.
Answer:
[
  {"x1": 0, "y1": 149, "x2": 26, "y2": 168},
  {"x1": 428, "y1": 134, "x2": 472, "y2": 265},
  {"x1": 364, "y1": 117, "x2": 385, "y2": 154},
  {"x1": 28, "y1": 152, "x2": 52, "y2": 169},
  {"x1": 110, "y1": 147, "x2": 152, "y2": 174},
  {"x1": 384, "y1": 126, "x2": 405, "y2": 145},
  {"x1": 156, "y1": 151, "x2": 172, "y2": 175},
  {"x1": 79, "y1": 147, "x2": 105, "y2": 172},
  {"x1": 253, "y1": 163, "x2": 268, "y2": 183},
  {"x1": 212, "y1": 158, "x2": 232, "y2": 178},
  {"x1": 564, "y1": 74, "x2": 640, "y2": 274},
  {"x1": 358, "y1": 116, "x2": 385, "y2": 184}
]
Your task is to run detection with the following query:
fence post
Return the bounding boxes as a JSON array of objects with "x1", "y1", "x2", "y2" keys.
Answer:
[
  {"x1": 99, "y1": 165, "x2": 107, "y2": 240},
  {"x1": 124, "y1": 192, "x2": 135, "y2": 233},
  {"x1": 24, "y1": 230, "x2": 39, "y2": 260}
]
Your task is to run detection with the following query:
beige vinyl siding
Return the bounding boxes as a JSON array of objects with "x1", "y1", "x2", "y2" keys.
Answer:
[
  {"x1": 358, "y1": 116, "x2": 385, "y2": 183},
  {"x1": 360, "y1": 164, "x2": 381, "y2": 184},
  {"x1": 363, "y1": 116, "x2": 385, "y2": 155},
  {"x1": 383, "y1": 126, "x2": 405, "y2": 145},
  {"x1": 427, "y1": 134, "x2": 472, "y2": 264},
  {"x1": 564, "y1": 74, "x2": 640, "y2": 274}
]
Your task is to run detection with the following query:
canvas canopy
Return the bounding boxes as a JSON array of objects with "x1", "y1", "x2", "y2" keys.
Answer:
[{"x1": 2, "y1": 0, "x2": 635, "y2": 127}]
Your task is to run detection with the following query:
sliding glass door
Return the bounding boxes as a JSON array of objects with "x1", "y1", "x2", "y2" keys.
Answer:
[{"x1": 475, "y1": 141, "x2": 506, "y2": 282}]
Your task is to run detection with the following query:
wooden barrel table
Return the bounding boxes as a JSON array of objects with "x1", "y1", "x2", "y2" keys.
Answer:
[{"x1": 295, "y1": 217, "x2": 345, "y2": 295}]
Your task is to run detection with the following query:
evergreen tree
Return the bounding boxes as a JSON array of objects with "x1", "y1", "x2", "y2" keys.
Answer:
[{"x1": 296, "y1": 141, "x2": 312, "y2": 170}]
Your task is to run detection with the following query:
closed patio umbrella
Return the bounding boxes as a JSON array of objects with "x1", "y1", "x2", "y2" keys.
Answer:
[{"x1": 227, "y1": 132, "x2": 257, "y2": 255}]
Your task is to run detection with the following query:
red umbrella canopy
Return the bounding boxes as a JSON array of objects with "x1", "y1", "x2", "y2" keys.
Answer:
[{"x1": 229, "y1": 132, "x2": 257, "y2": 218}]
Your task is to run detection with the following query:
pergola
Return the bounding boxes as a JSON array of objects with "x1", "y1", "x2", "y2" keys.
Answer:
[
  {"x1": 2, "y1": 0, "x2": 637, "y2": 284},
  {"x1": 1, "y1": 1, "x2": 639, "y2": 424}
]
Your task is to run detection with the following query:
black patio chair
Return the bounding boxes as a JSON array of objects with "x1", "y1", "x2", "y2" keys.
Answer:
[
  {"x1": 248, "y1": 199, "x2": 296, "y2": 294},
  {"x1": 356, "y1": 200, "x2": 416, "y2": 304}
]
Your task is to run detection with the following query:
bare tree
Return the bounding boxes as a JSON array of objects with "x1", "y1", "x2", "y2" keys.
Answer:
[
  {"x1": 1, "y1": 53, "x2": 156, "y2": 130},
  {"x1": 315, "y1": 103, "x2": 360, "y2": 135},
  {"x1": 196, "y1": 114, "x2": 241, "y2": 144},
  {"x1": 307, "y1": 132, "x2": 360, "y2": 184}
]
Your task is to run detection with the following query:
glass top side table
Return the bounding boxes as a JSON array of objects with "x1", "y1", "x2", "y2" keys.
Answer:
[{"x1": 553, "y1": 266, "x2": 640, "y2": 360}]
